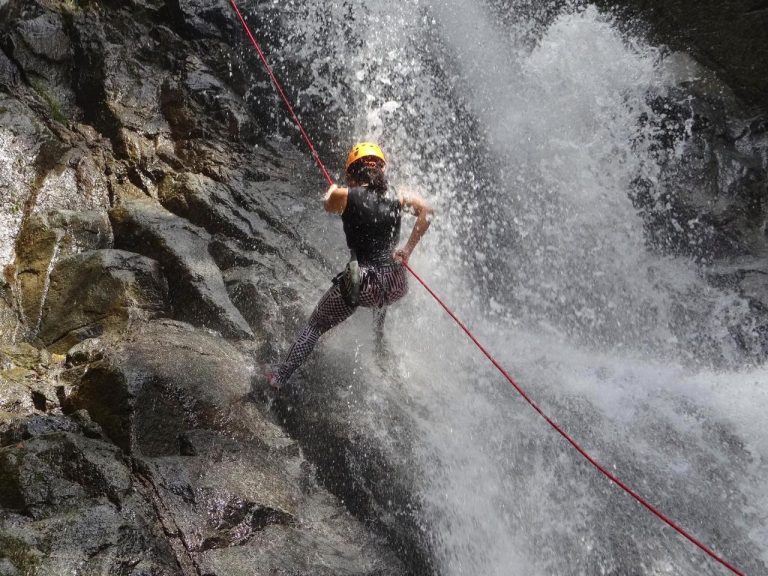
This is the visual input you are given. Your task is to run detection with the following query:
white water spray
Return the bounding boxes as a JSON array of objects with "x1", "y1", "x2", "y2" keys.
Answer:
[{"x1": 267, "y1": 1, "x2": 767, "y2": 573}]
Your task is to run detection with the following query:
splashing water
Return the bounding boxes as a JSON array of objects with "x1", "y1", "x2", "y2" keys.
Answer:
[{"x1": 255, "y1": 1, "x2": 767, "y2": 574}]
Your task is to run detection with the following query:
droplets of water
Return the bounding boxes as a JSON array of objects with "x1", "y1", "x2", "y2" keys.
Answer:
[{"x1": 262, "y1": 1, "x2": 767, "y2": 573}]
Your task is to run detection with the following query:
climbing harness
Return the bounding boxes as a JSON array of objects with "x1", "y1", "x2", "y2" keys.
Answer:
[
  {"x1": 336, "y1": 251, "x2": 361, "y2": 307},
  {"x1": 226, "y1": 2, "x2": 747, "y2": 574}
]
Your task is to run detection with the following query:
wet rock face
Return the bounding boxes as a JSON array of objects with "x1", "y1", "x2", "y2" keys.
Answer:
[
  {"x1": 70, "y1": 319, "x2": 254, "y2": 454},
  {"x1": 39, "y1": 249, "x2": 169, "y2": 352},
  {"x1": 65, "y1": 319, "x2": 403, "y2": 575},
  {"x1": 0, "y1": 432, "x2": 132, "y2": 516},
  {"x1": 167, "y1": 0, "x2": 237, "y2": 40},
  {"x1": 0, "y1": 48, "x2": 18, "y2": 87},
  {"x1": 0, "y1": 0, "x2": 408, "y2": 571},
  {"x1": 598, "y1": 0, "x2": 768, "y2": 114},
  {"x1": 158, "y1": 172, "x2": 278, "y2": 250},
  {"x1": 110, "y1": 199, "x2": 254, "y2": 340},
  {"x1": 149, "y1": 428, "x2": 403, "y2": 576},
  {"x1": 631, "y1": 86, "x2": 768, "y2": 262},
  {"x1": 14, "y1": 210, "x2": 114, "y2": 340},
  {"x1": 0, "y1": 432, "x2": 181, "y2": 576},
  {"x1": 3, "y1": 8, "x2": 79, "y2": 121},
  {"x1": 272, "y1": 360, "x2": 435, "y2": 576}
]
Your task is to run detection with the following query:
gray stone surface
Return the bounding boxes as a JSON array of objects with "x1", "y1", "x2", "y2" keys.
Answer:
[
  {"x1": 110, "y1": 199, "x2": 253, "y2": 340},
  {"x1": 39, "y1": 249, "x2": 168, "y2": 352},
  {"x1": 0, "y1": 49, "x2": 18, "y2": 88},
  {"x1": 0, "y1": 432, "x2": 180, "y2": 576},
  {"x1": 16, "y1": 12, "x2": 72, "y2": 63},
  {"x1": 66, "y1": 319, "x2": 404, "y2": 574},
  {"x1": 70, "y1": 319, "x2": 253, "y2": 454},
  {"x1": 158, "y1": 171, "x2": 277, "y2": 248},
  {"x1": 14, "y1": 211, "x2": 114, "y2": 340}
]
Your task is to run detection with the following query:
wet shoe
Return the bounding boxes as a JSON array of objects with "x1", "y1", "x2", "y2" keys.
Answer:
[
  {"x1": 248, "y1": 370, "x2": 281, "y2": 405},
  {"x1": 266, "y1": 371, "x2": 284, "y2": 390}
]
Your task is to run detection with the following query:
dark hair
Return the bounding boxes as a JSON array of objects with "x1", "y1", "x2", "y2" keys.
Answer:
[{"x1": 347, "y1": 161, "x2": 388, "y2": 192}]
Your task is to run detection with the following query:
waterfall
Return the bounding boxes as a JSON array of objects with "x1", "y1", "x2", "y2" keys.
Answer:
[{"x1": 268, "y1": 1, "x2": 767, "y2": 573}]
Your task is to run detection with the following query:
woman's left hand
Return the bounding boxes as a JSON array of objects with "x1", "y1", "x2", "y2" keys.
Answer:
[{"x1": 393, "y1": 247, "x2": 411, "y2": 264}]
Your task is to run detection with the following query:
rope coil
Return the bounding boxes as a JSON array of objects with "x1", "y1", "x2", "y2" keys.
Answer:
[{"x1": 227, "y1": 2, "x2": 747, "y2": 574}]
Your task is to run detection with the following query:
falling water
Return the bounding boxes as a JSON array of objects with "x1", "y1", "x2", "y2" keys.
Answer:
[{"x1": 260, "y1": 1, "x2": 767, "y2": 574}]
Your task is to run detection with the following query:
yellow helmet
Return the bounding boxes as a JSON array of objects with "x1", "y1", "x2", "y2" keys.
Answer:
[{"x1": 345, "y1": 142, "x2": 386, "y2": 172}]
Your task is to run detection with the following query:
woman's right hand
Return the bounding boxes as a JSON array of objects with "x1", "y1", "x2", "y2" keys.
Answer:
[{"x1": 396, "y1": 193, "x2": 433, "y2": 264}]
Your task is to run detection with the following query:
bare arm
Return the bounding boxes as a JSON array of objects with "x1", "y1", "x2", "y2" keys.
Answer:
[
  {"x1": 394, "y1": 192, "x2": 434, "y2": 264},
  {"x1": 324, "y1": 184, "x2": 348, "y2": 214}
]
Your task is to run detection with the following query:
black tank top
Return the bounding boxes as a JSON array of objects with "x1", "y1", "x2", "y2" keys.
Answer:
[{"x1": 342, "y1": 186, "x2": 402, "y2": 266}]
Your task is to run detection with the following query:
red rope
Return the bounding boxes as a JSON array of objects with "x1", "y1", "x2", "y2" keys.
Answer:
[{"x1": 226, "y1": 3, "x2": 746, "y2": 574}]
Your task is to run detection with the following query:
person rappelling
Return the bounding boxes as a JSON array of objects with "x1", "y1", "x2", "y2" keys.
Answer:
[{"x1": 263, "y1": 142, "x2": 433, "y2": 391}]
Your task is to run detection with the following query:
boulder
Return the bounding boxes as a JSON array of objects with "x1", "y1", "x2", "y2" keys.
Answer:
[
  {"x1": 13, "y1": 210, "x2": 113, "y2": 338},
  {"x1": 38, "y1": 249, "x2": 168, "y2": 353},
  {"x1": 0, "y1": 432, "x2": 131, "y2": 517},
  {"x1": 158, "y1": 171, "x2": 276, "y2": 248},
  {"x1": 69, "y1": 319, "x2": 255, "y2": 454},
  {"x1": 0, "y1": 432, "x2": 180, "y2": 575},
  {"x1": 110, "y1": 198, "x2": 253, "y2": 339}
]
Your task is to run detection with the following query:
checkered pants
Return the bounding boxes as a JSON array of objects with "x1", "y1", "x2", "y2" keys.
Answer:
[{"x1": 272, "y1": 263, "x2": 408, "y2": 387}]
